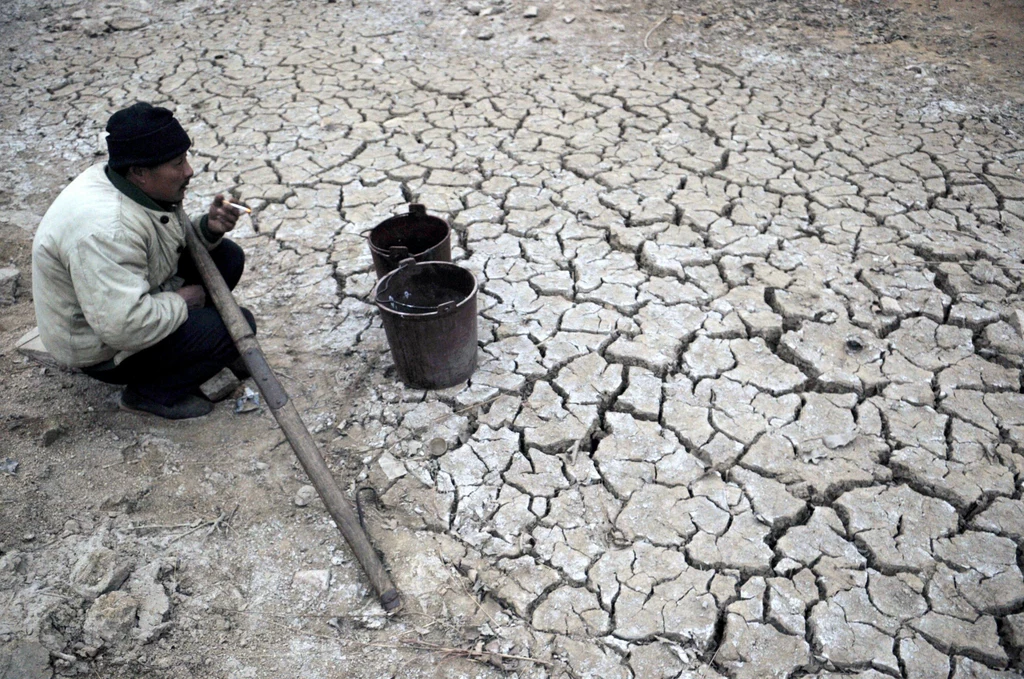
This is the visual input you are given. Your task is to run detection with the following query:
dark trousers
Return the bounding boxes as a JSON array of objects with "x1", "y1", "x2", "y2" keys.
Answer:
[{"x1": 84, "y1": 239, "x2": 256, "y2": 406}]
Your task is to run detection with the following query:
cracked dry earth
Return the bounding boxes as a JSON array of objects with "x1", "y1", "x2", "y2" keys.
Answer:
[{"x1": 2, "y1": 0, "x2": 1024, "y2": 678}]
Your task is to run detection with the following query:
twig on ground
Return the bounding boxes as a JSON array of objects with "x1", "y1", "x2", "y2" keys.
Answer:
[
  {"x1": 453, "y1": 392, "x2": 502, "y2": 415},
  {"x1": 129, "y1": 520, "x2": 204, "y2": 532},
  {"x1": 447, "y1": 567, "x2": 500, "y2": 629},
  {"x1": 266, "y1": 608, "x2": 545, "y2": 670},
  {"x1": 701, "y1": 644, "x2": 722, "y2": 676},
  {"x1": 644, "y1": 14, "x2": 670, "y2": 50},
  {"x1": 161, "y1": 504, "x2": 239, "y2": 544},
  {"x1": 206, "y1": 504, "x2": 240, "y2": 537},
  {"x1": 396, "y1": 639, "x2": 553, "y2": 668}
]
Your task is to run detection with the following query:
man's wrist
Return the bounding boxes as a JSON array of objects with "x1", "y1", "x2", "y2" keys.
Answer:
[{"x1": 198, "y1": 214, "x2": 222, "y2": 241}]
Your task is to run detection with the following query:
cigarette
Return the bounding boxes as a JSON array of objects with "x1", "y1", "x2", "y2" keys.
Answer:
[{"x1": 226, "y1": 201, "x2": 251, "y2": 214}]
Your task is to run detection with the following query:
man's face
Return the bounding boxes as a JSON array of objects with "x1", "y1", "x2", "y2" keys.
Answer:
[{"x1": 132, "y1": 153, "x2": 193, "y2": 203}]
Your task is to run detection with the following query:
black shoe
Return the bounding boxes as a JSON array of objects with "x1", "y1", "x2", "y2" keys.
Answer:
[{"x1": 120, "y1": 388, "x2": 214, "y2": 420}]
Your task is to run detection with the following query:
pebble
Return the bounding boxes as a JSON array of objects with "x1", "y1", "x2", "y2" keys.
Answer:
[
  {"x1": 293, "y1": 485, "x2": 318, "y2": 507},
  {"x1": 292, "y1": 569, "x2": 331, "y2": 593},
  {"x1": 524, "y1": 6, "x2": 538, "y2": 18},
  {"x1": 41, "y1": 420, "x2": 64, "y2": 447},
  {"x1": 0, "y1": 266, "x2": 19, "y2": 305},
  {"x1": 477, "y1": 29, "x2": 495, "y2": 40},
  {"x1": 84, "y1": 591, "x2": 139, "y2": 646}
]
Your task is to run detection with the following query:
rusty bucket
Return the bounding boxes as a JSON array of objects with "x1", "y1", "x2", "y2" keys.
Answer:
[
  {"x1": 373, "y1": 259, "x2": 478, "y2": 389},
  {"x1": 368, "y1": 204, "x2": 451, "y2": 278}
]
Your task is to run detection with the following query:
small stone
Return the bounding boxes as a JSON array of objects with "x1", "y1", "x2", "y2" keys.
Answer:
[
  {"x1": 84, "y1": 590, "x2": 139, "y2": 646},
  {"x1": 107, "y1": 16, "x2": 148, "y2": 31},
  {"x1": 427, "y1": 437, "x2": 448, "y2": 457},
  {"x1": 294, "y1": 485, "x2": 317, "y2": 507},
  {"x1": 64, "y1": 519, "x2": 81, "y2": 534},
  {"x1": 476, "y1": 29, "x2": 494, "y2": 40},
  {"x1": 71, "y1": 540, "x2": 134, "y2": 600},
  {"x1": 200, "y1": 368, "x2": 240, "y2": 402},
  {"x1": 292, "y1": 569, "x2": 331, "y2": 593},
  {"x1": 524, "y1": 5, "x2": 538, "y2": 18},
  {"x1": 563, "y1": 14, "x2": 575, "y2": 23},
  {"x1": 880, "y1": 296, "x2": 902, "y2": 315},
  {"x1": 0, "y1": 267, "x2": 19, "y2": 305}
]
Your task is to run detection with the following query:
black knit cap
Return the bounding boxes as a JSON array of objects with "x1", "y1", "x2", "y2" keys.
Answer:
[{"x1": 105, "y1": 102, "x2": 191, "y2": 172}]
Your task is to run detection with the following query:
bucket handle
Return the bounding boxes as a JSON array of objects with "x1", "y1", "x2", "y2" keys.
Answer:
[
  {"x1": 373, "y1": 260, "x2": 461, "y2": 314},
  {"x1": 373, "y1": 258, "x2": 422, "y2": 308},
  {"x1": 359, "y1": 204, "x2": 425, "y2": 238},
  {"x1": 387, "y1": 245, "x2": 411, "y2": 261}
]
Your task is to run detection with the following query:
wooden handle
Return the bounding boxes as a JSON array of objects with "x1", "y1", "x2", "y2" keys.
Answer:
[{"x1": 179, "y1": 210, "x2": 401, "y2": 613}]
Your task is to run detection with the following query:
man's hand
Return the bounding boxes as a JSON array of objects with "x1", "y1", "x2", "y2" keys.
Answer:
[
  {"x1": 177, "y1": 284, "x2": 207, "y2": 310},
  {"x1": 207, "y1": 194, "x2": 241, "y2": 235}
]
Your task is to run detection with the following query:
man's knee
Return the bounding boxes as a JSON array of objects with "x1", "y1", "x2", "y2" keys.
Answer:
[
  {"x1": 240, "y1": 307, "x2": 257, "y2": 334},
  {"x1": 214, "y1": 239, "x2": 246, "y2": 289}
]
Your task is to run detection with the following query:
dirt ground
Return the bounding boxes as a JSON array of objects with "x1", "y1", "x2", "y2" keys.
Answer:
[{"x1": 1, "y1": 1, "x2": 1023, "y2": 678}]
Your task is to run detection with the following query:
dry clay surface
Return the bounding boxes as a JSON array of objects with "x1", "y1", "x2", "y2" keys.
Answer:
[{"x1": 2, "y1": 1, "x2": 1024, "y2": 678}]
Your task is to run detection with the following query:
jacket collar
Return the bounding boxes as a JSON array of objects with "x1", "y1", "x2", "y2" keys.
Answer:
[{"x1": 104, "y1": 165, "x2": 177, "y2": 212}]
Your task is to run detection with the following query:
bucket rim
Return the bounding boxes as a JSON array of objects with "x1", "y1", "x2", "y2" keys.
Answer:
[
  {"x1": 372, "y1": 260, "x2": 478, "y2": 319},
  {"x1": 366, "y1": 210, "x2": 451, "y2": 256}
]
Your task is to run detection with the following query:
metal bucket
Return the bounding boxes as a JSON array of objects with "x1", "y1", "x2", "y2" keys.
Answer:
[
  {"x1": 368, "y1": 204, "x2": 451, "y2": 278},
  {"x1": 373, "y1": 259, "x2": 478, "y2": 389}
]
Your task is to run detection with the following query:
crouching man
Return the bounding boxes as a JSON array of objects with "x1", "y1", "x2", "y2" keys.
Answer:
[{"x1": 31, "y1": 102, "x2": 256, "y2": 419}]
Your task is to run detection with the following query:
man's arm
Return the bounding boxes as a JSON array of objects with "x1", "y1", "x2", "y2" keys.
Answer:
[{"x1": 70, "y1": 229, "x2": 188, "y2": 352}]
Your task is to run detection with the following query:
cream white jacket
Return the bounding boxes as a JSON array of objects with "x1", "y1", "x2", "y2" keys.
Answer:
[{"x1": 32, "y1": 163, "x2": 217, "y2": 368}]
